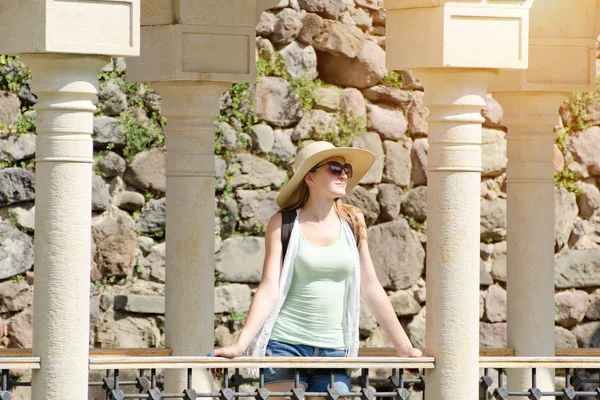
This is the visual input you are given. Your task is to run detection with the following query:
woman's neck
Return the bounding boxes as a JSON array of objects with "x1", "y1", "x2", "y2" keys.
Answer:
[{"x1": 301, "y1": 197, "x2": 337, "y2": 222}]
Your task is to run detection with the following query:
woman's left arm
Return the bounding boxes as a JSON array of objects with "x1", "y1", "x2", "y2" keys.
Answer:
[{"x1": 358, "y1": 225, "x2": 422, "y2": 357}]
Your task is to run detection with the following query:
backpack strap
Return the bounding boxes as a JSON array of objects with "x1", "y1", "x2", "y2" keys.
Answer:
[{"x1": 280, "y1": 209, "x2": 296, "y2": 263}]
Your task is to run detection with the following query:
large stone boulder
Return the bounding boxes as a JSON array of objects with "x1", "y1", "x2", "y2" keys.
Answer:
[
  {"x1": 382, "y1": 140, "x2": 411, "y2": 187},
  {"x1": 368, "y1": 104, "x2": 408, "y2": 141},
  {"x1": 480, "y1": 322, "x2": 507, "y2": 348},
  {"x1": 92, "y1": 174, "x2": 110, "y2": 212},
  {"x1": 0, "y1": 133, "x2": 35, "y2": 162},
  {"x1": 568, "y1": 126, "x2": 600, "y2": 176},
  {"x1": 407, "y1": 307, "x2": 426, "y2": 349},
  {"x1": 481, "y1": 128, "x2": 507, "y2": 178},
  {"x1": 237, "y1": 189, "x2": 279, "y2": 234},
  {"x1": 554, "y1": 290, "x2": 589, "y2": 328},
  {"x1": 411, "y1": 138, "x2": 428, "y2": 186},
  {"x1": 93, "y1": 116, "x2": 124, "y2": 149},
  {"x1": 92, "y1": 207, "x2": 137, "y2": 278},
  {"x1": 142, "y1": 242, "x2": 166, "y2": 283},
  {"x1": 406, "y1": 91, "x2": 429, "y2": 138},
  {"x1": 0, "y1": 223, "x2": 34, "y2": 280},
  {"x1": 555, "y1": 249, "x2": 600, "y2": 289},
  {"x1": 270, "y1": 130, "x2": 297, "y2": 165},
  {"x1": 481, "y1": 198, "x2": 507, "y2": 242},
  {"x1": 311, "y1": 20, "x2": 365, "y2": 58},
  {"x1": 114, "y1": 294, "x2": 165, "y2": 314},
  {"x1": 96, "y1": 315, "x2": 161, "y2": 348},
  {"x1": 229, "y1": 154, "x2": 287, "y2": 189},
  {"x1": 401, "y1": 186, "x2": 427, "y2": 222},
  {"x1": 8, "y1": 308, "x2": 33, "y2": 348},
  {"x1": 257, "y1": 12, "x2": 275, "y2": 36},
  {"x1": 96, "y1": 151, "x2": 126, "y2": 178},
  {"x1": 0, "y1": 167, "x2": 34, "y2": 207},
  {"x1": 344, "y1": 185, "x2": 380, "y2": 226},
  {"x1": 0, "y1": 280, "x2": 30, "y2": 313},
  {"x1": 573, "y1": 321, "x2": 600, "y2": 348},
  {"x1": 577, "y1": 182, "x2": 600, "y2": 219},
  {"x1": 313, "y1": 87, "x2": 341, "y2": 112},
  {"x1": 352, "y1": 132, "x2": 383, "y2": 185},
  {"x1": 361, "y1": 85, "x2": 411, "y2": 109},
  {"x1": 368, "y1": 219, "x2": 425, "y2": 289},
  {"x1": 279, "y1": 41, "x2": 318, "y2": 79},
  {"x1": 481, "y1": 95, "x2": 506, "y2": 132},
  {"x1": 484, "y1": 285, "x2": 506, "y2": 323},
  {"x1": 0, "y1": 91, "x2": 21, "y2": 126},
  {"x1": 271, "y1": 9, "x2": 303, "y2": 45},
  {"x1": 123, "y1": 147, "x2": 166, "y2": 196},
  {"x1": 299, "y1": 0, "x2": 346, "y2": 19},
  {"x1": 214, "y1": 284, "x2": 252, "y2": 314},
  {"x1": 293, "y1": 109, "x2": 339, "y2": 141},
  {"x1": 341, "y1": 88, "x2": 366, "y2": 120},
  {"x1": 98, "y1": 81, "x2": 127, "y2": 117},
  {"x1": 555, "y1": 186, "x2": 578, "y2": 250},
  {"x1": 216, "y1": 237, "x2": 265, "y2": 283},
  {"x1": 555, "y1": 326, "x2": 578, "y2": 349},
  {"x1": 254, "y1": 77, "x2": 303, "y2": 128},
  {"x1": 135, "y1": 198, "x2": 166, "y2": 235},
  {"x1": 317, "y1": 40, "x2": 386, "y2": 89},
  {"x1": 389, "y1": 290, "x2": 420, "y2": 317},
  {"x1": 377, "y1": 183, "x2": 401, "y2": 222}
]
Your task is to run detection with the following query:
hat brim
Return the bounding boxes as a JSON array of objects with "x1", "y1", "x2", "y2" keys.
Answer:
[{"x1": 276, "y1": 147, "x2": 376, "y2": 208}]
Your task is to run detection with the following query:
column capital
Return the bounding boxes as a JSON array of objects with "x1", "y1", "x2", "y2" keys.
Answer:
[
  {"x1": 489, "y1": 0, "x2": 600, "y2": 93},
  {"x1": 131, "y1": 0, "x2": 278, "y2": 84},
  {"x1": 384, "y1": 0, "x2": 533, "y2": 71},
  {"x1": 0, "y1": 0, "x2": 139, "y2": 56},
  {"x1": 493, "y1": 91, "x2": 568, "y2": 184},
  {"x1": 149, "y1": 81, "x2": 229, "y2": 177},
  {"x1": 417, "y1": 68, "x2": 497, "y2": 173}
]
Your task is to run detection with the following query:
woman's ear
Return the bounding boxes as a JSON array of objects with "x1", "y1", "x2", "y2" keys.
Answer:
[{"x1": 304, "y1": 172, "x2": 314, "y2": 187}]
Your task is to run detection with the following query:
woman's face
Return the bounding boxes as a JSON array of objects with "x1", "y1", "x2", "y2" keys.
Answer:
[{"x1": 305, "y1": 156, "x2": 349, "y2": 200}]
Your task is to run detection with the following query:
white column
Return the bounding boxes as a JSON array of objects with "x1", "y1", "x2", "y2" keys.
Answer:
[
  {"x1": 493, "y1": 92, "x2": 566, "y2": 392},
  {"x1": 151, "y1": 81, "x2": 230, "y2": 393},
  {"x1": 419, "y1": 68, "x2": 497, "y2": 400},
  {"x1": 23, "y1": 54, "x2": 108, "y2": 400}
]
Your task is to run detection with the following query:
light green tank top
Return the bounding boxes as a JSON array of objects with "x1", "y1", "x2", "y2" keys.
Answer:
[{"x1": 270, "y1": 222, "x2": 356, "y2": 350}]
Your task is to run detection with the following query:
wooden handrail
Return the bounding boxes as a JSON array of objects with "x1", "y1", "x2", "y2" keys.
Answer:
[
  {"x1": 0, "y1": 348, "x2": 172, "y2": 357},
  {"x1": 0, "y1": 357, "x2": 40, "y2": 369},
  {"x1": 358, "y1": 348, "x2": 516, "y2": 357},
  {"x1": 89, "y1": 356, "x2": 436, "y2": 370},
  {"x1": 2, "y1": 347, "x2": 596, "y2": 358}
]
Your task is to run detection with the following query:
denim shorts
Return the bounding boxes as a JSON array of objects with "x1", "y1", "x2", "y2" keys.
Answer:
[{"x1": 263, "y1": 339, "x2": 351, "y2": 393}]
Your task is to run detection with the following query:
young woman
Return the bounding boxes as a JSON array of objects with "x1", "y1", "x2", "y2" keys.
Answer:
[{"x1": 212, "y1": 141, "x2": 422, "y2": 394}]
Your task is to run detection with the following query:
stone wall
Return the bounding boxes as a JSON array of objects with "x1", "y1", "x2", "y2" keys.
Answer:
[{"x1": 1, "y1": 0, "x2": 600, "y2": 378}]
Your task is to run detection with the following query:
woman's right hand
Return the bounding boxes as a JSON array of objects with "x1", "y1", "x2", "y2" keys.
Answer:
[{"x1": 211, "y1": 343, "x2": 245, "y2": 358}]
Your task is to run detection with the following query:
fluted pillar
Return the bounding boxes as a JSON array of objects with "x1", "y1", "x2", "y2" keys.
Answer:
[
  {"x1": 23, "y1": 54, "x2": 109, "y2": 400},
  {"x1": 151, "y1": 81, "x2": 230, "y2": 393},
  {"x1": 418, "y1": 68, "x2": 497, "y2": 400},
  {"x1": 493, "y1": 92, "x2": 566, "y2": 391}
]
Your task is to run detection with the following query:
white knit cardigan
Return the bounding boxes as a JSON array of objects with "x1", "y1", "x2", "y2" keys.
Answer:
[{"x1": 245, "y1": 209, "x2": 362, "y2": 376}]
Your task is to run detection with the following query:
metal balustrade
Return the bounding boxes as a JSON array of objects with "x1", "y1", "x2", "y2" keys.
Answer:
[
  {"x1": 87, "y1": 356, "x2": 434, "y2": 400},
  {"x1": 479, "y1": 357, "x2": 600, "y2": 399},
  {"x1": 6, "y1": 349, "x2": 600, "y2": 399}
]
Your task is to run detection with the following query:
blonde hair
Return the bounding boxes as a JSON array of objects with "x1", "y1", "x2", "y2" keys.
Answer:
[{"x1": 278, "y1": 174, "x2": 367, "y2": 249}]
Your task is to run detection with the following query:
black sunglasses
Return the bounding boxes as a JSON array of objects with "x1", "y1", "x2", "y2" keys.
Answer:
[{"x1": 310, "y1": 161, "x2": 353, "y2": 178}]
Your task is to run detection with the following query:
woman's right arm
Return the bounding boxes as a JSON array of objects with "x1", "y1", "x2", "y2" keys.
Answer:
[{"x1": 212, "y1": 212, "x2": 283, "y2": 358}]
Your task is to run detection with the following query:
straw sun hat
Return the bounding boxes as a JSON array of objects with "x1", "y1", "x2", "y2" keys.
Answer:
[{"x1": 276, "y1": 141, "x2": 376, "y2": 208}]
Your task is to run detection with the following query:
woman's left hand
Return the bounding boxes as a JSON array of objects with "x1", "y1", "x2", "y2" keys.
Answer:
[{"x1": 395, "y1": 347, "x2": 423, "y2": 357}]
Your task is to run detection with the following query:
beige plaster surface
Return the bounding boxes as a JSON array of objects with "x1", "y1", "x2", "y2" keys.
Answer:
[
  {"x1": 418, "y1": 69, "x2": 497, "y2": 400},
  {"x1": 151, "y1": 81, "x2": 230, "y2": 394},
  {"x1": 0, "y1": 0, "x2": 139, "y2": 56},
  {"x1": 22, "y1": 54, "x2": 109, "y2": 400}
]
